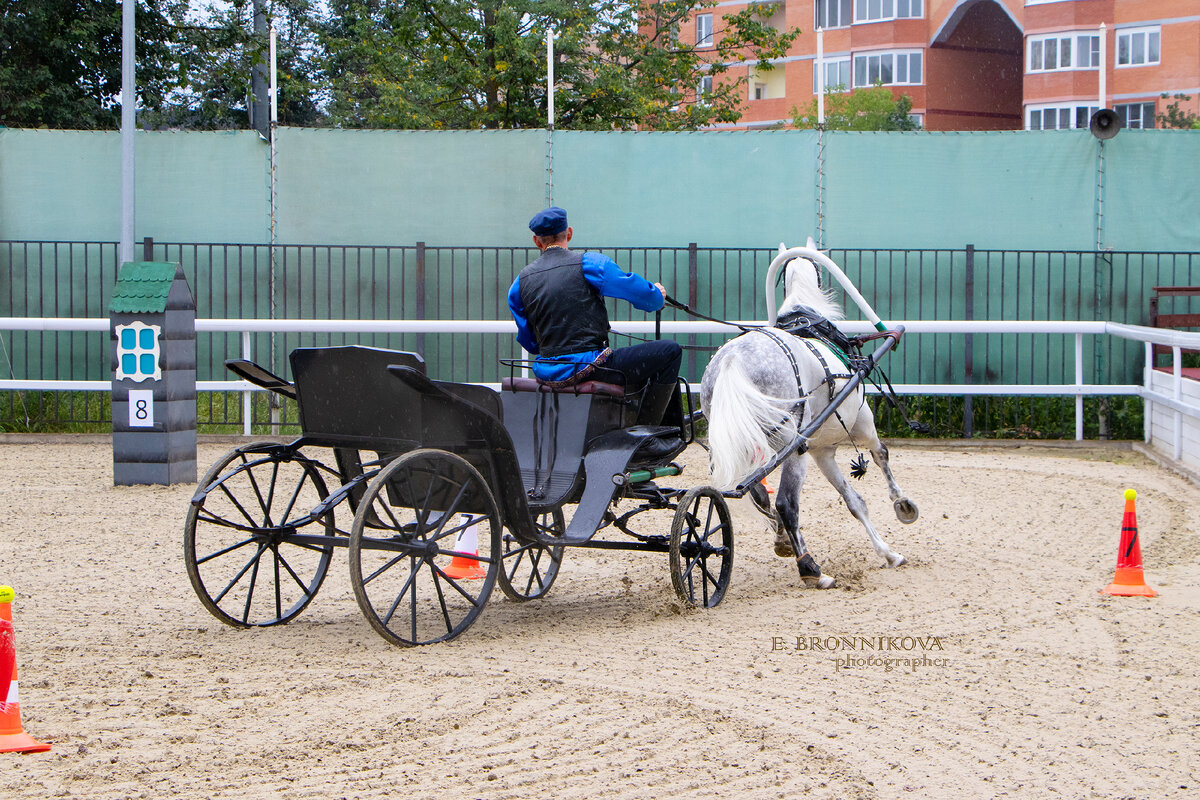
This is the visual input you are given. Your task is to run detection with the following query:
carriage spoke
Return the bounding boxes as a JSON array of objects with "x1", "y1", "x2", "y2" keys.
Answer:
[
  {"x1": 362, "y1": 551, "x2": 412, "y2": 586},
  {"x1": 210, "y1": 541, "x2": 270, "y2": 605},
  {"x1": 240, "y1": 457, "x2": 276, "y2": 528},
  {"x1": 194, "y1": 509, "x2": 263, "y2": 534},
  {"x1": 215, "y1": 481, "x2": 262, "y2": 531},
  {"x1": 381, "y1": 555, "x2": 422, "y2": 626},
  {"x1": 194, "y1": 534, "x2": 258, "y2": 565},
  {"x1": 278, "y1": 465, "x2": 315, "y2": 523},
  {"x1": 242, "y1": 545, "x2": 264, "y2": 624},
  {"x1": 274, "y1": 545, "x2": 319, "y2": 599},
  {"x1": 429, "y1": 562, "x2": 487, "y2": 605},
  {"x1": 430, "y1": 568, "x2": 455, "y2": 637}
]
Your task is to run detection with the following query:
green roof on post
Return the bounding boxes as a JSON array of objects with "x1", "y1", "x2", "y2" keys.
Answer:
[{"x1": 109, "y1": 262, "x2": 179, "y2": 314}]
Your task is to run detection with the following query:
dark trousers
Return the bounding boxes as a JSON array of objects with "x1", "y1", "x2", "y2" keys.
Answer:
[{"x1": 591, "y1": 339, "x2": 682, "y2": 388}]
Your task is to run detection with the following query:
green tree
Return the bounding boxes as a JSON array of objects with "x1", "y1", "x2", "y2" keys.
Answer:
[
  {"x1": 0, "y1": 0, "x2": 181, "y2": 129},
  {"x1": 1157, "y1": 93, "x2": 1200, "y2": 130},
  {"x1": 319, "y1": 0, "x2": 800, "y2": 130},
  {"x1": 141, "y1": 0, "x2": 325, "y2": 130},
  {"x1": 791, "y1": 85, "x2": 921, "y2": 131}
]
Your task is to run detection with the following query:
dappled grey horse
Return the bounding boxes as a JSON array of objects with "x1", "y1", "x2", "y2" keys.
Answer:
[{"x1": 699, "y1": 254, "x2": 918, "y2": 588}]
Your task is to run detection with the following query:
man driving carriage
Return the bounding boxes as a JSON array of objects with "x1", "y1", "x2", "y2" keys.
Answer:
[{"x1": 507, "y1": 206, "x2": 683, "y2": 427}]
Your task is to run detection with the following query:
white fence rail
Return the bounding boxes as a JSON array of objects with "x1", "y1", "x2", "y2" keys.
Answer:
[{"x1": 2, "y1": 318, "x2": 1200, "y2": 459}]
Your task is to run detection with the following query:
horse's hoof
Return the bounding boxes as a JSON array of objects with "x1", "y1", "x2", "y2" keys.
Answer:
[
  {"x1": 774, "y1": 540, "x2": 796, "y2": 558},
  {"x1": 887, "y1": 553, "x2": 907, "y2": 568},
  {"x1": 803, "y1": 574, "x2": 837, "y2": 590},
  {"x1": 894, "y1": 499, "x2": 919, "y2": 524}
]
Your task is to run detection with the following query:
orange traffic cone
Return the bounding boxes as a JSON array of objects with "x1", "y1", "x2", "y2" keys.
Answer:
[
  {"x1": 0, "y1": 586, "x2": 51, "y2": 754},
  {"x1": 442, "y1": 516, "x2": 487, "y2": 580},
  {"x1": 1101, "y1": 490, "x2": 1157, "y2": 598}
]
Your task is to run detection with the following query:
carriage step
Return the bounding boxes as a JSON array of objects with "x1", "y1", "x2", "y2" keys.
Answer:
[{"x1": 615, "y1": 464, "x2": 681, "y2": 486}]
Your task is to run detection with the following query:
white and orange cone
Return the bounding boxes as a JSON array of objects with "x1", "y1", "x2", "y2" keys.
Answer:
[
  {"x1": 443, "y1": 516, "x2": 487, "y2": 580},
  {"x1": 0, "y1": 586, "x2": 51, "y2": 754}
]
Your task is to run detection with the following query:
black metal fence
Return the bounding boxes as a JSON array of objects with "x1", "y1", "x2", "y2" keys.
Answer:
[{"x1": 3, "y1": 238, "x2": 1200, "y2": 436}]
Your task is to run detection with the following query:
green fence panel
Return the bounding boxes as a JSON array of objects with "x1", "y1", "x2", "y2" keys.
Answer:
[
  {"x1": 1105, "y1": 131, "x2": 1200, "y2": 253},
  {"x1": 273, "y1": 128, "x2": 546, "y2": 246},
  {"x1": 823, "y1": 131, "x2": 1098, "y2": 250},
  {"x1": 0, "y1": 129, "x2": 268, "y2": 243},
  {"x1": 553, "y1": 130, "x2": 819, "y2": 248}
]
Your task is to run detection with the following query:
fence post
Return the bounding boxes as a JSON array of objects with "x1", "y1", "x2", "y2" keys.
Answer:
[
  {"x1": 415, "y1": 242, "x2": 427, "y2": 357},
  {"x1": 142, "y1": 237, "x2": 154, "y2": 261},
  {"x1": 963, "y1": 245, "x2": 974, "y2": 438},
  {"x1": 687, "y1": 243, "x2": 698, "y2": 382}
]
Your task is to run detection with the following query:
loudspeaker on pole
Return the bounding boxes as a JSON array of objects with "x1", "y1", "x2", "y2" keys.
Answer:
[{"x1": 1089, "y1": 108, "x2": 1122, "y2": 140}]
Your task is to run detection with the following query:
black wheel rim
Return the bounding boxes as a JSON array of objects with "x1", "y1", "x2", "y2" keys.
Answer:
[
  {"x1": 185, "y1": 445, "x2": 334, "y2": 627},
  {"x1": 670, "y1": 487, "x2": 734, "y2": 608},
  {"x1": 349, "y1": 450, "x2": 499, "y2": 646},
  {"x1": 498, "y1": 508, "x2": 565, "y2": 602}
]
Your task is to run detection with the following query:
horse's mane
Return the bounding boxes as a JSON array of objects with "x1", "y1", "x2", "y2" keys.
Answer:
[{"x1": 777, "y1": 257, "x2": 843, "y2": 322}]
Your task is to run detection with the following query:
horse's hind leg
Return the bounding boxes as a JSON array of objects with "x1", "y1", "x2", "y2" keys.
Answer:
[
  {"x1": 855, "y1": 412, "x2": 919, "y2": 524},
  {"x1": 776, "y1": 454, "x2": 836, "y2": 589},
  {"x1": 811, "y1": 447, "x2": 907, "y2": 568}
]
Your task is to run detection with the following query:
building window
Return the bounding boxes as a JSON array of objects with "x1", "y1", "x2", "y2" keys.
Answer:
[
  {"x1": 698, "y1": 75, "x2": 713, "y2": 101},
  {"x1": 1026, "y1": 103, "x2": 1097, "y2": 130},
  {"x1": 816, "y1": 0, "x2": 852, "y2": 29},
  {"x1": 814, "y1": 57, "x2": 852, "y2": 93},
  {"x1": 853, "y1": 51, "x2": 922, "y2": 87},
  {"x1": 748, "y1": 65, "x2": 785, "y2": 101},
  {"x1": 1117, "y1": 27, "x2": 1160, "y2": 67},
  {"x1": 696, "y1": 13, "x2": 713, "y2": 48},
  {"x1": 1116, "y1": 102, "x2": 1155, "y2": 129},
  {"x1": 854, "y1": 0, "x2": 923, "y2": 24},
  {"x1": 1028, "y1": 32, "x2": 1099, "y2": 72}
]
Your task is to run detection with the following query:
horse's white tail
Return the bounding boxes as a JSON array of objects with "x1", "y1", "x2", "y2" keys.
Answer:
[{"x1": 707, "y1": 358, "x2": 798, "y2": 491}]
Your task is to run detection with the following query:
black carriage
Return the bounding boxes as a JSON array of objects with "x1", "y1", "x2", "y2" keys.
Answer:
[{"x1": 184, "y1": 345, "x2": 734, "y2": 647}]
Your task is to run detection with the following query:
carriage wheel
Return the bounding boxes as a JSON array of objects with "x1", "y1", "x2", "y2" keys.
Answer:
[
  {"x1": 184, "y1": 444, "x2": 335, "y2": 627},
  {"x1": 498, "y1": 508, "x2": 565, "y2": 602},
  {"x1": 348, "y1": 449, "x2": 500, "y2": 647},
  {"x1": 669, "y1": 487, "x2": 734, "y2": 608}
]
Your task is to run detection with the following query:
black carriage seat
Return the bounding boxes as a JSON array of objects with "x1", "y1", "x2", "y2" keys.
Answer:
[{"x1": 500, "y1": 376, "x2": 625, "y2": 398}]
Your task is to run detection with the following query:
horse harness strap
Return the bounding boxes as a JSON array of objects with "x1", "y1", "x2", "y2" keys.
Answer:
[
  {"x1": 753, "y1": 328, "x2": 853, "y2": 402},
  {"x1": 747, "y1": 329, "x2": 809, "y2": 432}
]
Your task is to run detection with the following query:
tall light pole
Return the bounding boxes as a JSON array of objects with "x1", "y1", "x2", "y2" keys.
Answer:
[
  {"x1": 120, "y1": 0, "x2": 136, "y2": 265},
  {"x1": 546, "y1": 27, "x2": 556, "y2": 208}
]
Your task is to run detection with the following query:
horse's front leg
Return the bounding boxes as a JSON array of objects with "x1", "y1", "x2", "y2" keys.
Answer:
[
  {"x1": 810, "y1": 448, "x2": 907, "y2": 568},
  {"x1": 870, "y1": 441, "x2": 919, "y2": 524},
  {"x1": 776, "y1": 454, "x2": 836, "y2": 589}
]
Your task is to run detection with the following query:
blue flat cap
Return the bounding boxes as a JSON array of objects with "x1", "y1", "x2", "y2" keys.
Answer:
[{"x1": 529, "y1": 206, "x2": 568, "y2": 236}]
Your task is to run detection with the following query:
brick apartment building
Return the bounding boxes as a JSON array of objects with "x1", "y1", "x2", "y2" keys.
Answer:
[{"x1": 684, "y1": 0, "x2": 1200, "y2": 130}]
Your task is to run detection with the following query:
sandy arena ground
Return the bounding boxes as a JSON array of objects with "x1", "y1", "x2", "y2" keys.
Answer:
[{"x1": 1, "y1": 438, "x2": 1198, "y2": 799}]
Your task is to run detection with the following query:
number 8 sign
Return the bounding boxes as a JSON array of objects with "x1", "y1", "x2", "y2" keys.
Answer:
[{"x1": 128, "y1": 389, "x2": 154, "y2": 428}]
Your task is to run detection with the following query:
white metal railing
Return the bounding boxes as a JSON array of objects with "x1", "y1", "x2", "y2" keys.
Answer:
[{"x1": 2, "y1": 317, "x2": 1200, "y2": 446}]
